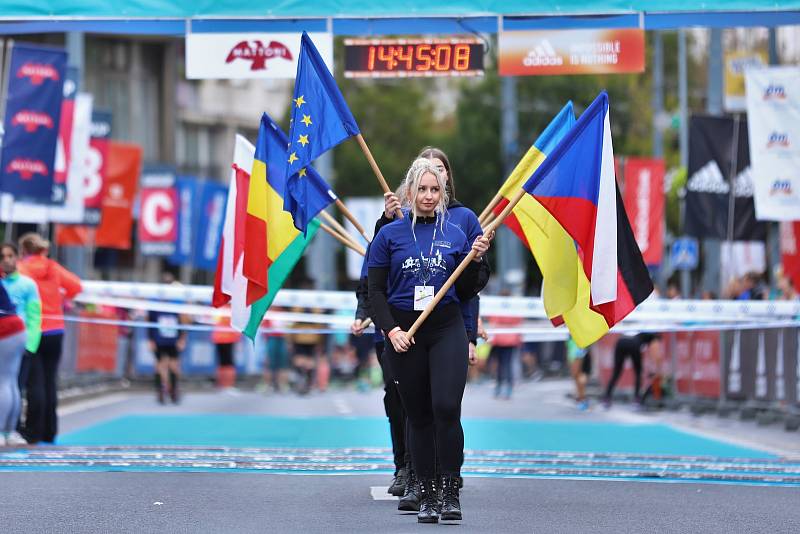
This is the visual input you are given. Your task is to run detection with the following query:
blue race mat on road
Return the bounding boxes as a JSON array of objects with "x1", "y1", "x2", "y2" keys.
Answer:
[{"x1": 58, "y1": 415, "x2": 774, "y2": 459}]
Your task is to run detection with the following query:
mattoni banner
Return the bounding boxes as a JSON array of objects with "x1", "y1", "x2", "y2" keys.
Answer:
[
  {"x1": 498, "y1": 28, "x2": 644, "y2": 76},
  {"x1": 745, "y1": 66, "x2": 800, "y2": 221},
  {"x1": 185, "y1": 32, "x2": 333, "y2": 79},
  {"x1": 0, "y1": 44, "x2": 66, "y2": 204}
]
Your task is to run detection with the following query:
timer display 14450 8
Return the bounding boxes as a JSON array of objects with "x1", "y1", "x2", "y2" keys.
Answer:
[{"x1": 344, "y1": 39, "x2": 484, "y2": 78}]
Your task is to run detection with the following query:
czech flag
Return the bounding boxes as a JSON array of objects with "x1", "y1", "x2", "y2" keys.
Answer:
[{"x1": 522, "y1": 92, "x2": 653, "y2": 342}]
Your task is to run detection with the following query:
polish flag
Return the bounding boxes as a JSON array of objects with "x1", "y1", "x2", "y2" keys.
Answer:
[{"x1": 212, "y1": 134, "x2": 255, "y2": 331}]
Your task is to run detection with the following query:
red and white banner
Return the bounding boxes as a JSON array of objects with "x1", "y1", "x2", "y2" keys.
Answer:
[
  {"x1": 780, "y1": 221, "x2": 800, "y2": 293},
  {"x1": 622, "y1": 157, "x2": 665, "y2": 265},
  {"x1": 139, "y1": 187, "x2": 178, "y2": 255},
  {"x1": 499, "y1": 28, "x2": 645, "y2": 77},
  {"x1": 185, "y1": 32, "x2": 332, "y2": 79},
  {"x1": 95, "y1": 141, "x2": 142, "y2": 249}
]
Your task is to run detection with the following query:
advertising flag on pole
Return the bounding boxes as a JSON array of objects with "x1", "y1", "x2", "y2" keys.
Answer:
[
  {"x1": 622, "y1": 157, "x2": 665, "y2": 266},
  {"x1": 52, "y1": 66, "x2": 79, "y2": 204},
  {"x1": 193, "y1": 182, "x2": 228, "y2": 271},
  {"x1": 745, "y1": 66, "x2": 800, "y2": 221},
  {"x1": 94, "y1": 141, "x2": 142, "y2": 249},
  {"x1": 168, "y1": 177, "x2": 198, "y2": 266},
  {"x1": 0, "y1": 44, "x2": 66, "y2": 203}
]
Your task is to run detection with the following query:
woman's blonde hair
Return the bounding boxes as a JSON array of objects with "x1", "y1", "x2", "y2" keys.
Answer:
[{"x1": 396, "y1": 158, "x2": 449, "y2": 230}]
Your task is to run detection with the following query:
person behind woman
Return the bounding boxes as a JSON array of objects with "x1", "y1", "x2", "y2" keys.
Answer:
[
  {"x1": 211, "y1": 306, "x2": 240, "y2": 390},
  {"x1": 17, "y1": 233, "x2": 81, "y2": 444},
  {"x1": 0, "y1": 277, "x2": 27, "y2": 446},
  {"x1": 0, "y1": 243, "x2": 41, "y2": 445},
  {"x1": 368, "y1": 158, "x2": 490, "y2": 523}
]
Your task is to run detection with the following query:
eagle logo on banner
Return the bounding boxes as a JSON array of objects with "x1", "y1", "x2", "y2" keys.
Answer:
[{"x1": 225, "y1": 41, "x2": 293, "y2": 71}]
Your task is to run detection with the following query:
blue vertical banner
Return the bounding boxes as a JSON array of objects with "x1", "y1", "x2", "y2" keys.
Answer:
[
  {"x1": 193, "y1": 181, "x2": 228, "y2": 271},
  {"x1": 0, "y1": 44, "x2": 67, "y2": 203},
  {"x1": 168, "y1": 176, "x2": 198, "y2": 266}
]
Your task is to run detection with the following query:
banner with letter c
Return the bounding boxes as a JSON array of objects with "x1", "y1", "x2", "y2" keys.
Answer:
[{"x1": 139, "y1": 167, "x2": 178, "y2": 256}]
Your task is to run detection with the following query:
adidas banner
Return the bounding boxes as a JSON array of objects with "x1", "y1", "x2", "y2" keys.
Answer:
[
  {"x1": 745, "y1": 66, "x2": 800, "y2": 221},
  {"x1": 685, "y1": 115, "x2": 766, "y2": 241}
]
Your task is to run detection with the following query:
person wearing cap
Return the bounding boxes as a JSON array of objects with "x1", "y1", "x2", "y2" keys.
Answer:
[{"x1": 17, "y1": 232, "x2": 82, "y2": 444}]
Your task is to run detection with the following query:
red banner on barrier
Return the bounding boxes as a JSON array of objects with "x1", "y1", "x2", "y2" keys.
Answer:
[
  {"x1": 622, "y1": 157, "x2": 665, "y2": 265},
  {"x1": 780, "y1": 221, "x2": 800, "y2": 293},
  {"x1": 499, "y1": 28, "x2": 645, "y2": 76},
  {"x1": 691, "y1": 331, "x2": 721, "y2": 398},
  {"x1": 75, "y1": 309, "x2": 118, "y2": 373},
  {"x1": 95, "y1": 141, "x2": 142, "y2": 249}
]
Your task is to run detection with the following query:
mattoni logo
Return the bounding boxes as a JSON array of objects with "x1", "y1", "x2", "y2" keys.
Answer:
[
  {"x1": 225, "y1": 40, "x2": 293, "y2": 71},
  {"x1": 6, "y1": 158, "x2": 48, "y2": 180},
  {"x1": 770, "y1": 179, "x2": 793, "y2": 196},
  {"x1": 763, "y1": 84, "x2": 787, "y2": 100},
  {"x1": 17, "y1": 63, "x2": 60, "y2": 85},
  {"x1": 523, "y1": 39, "x2": 563, "y2": 67},
  {"x1": 11, "y1": 110, "x2": 54, "y2": 133},
  {"x1": 767, "y1": 132, "x2": 790, "y2": 148}
]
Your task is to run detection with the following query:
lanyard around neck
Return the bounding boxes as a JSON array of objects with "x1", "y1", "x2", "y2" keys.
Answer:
[{"x1": 408, "y1": 216, "x2": 438, "y2": 286}]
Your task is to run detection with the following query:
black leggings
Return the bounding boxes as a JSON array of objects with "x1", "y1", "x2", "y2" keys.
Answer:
[
  {"x1": 375, "y1": 341, "x2": 410, "y2": 471},
  {"x1": 20, "y1": 333, "x2": 62, "y2": 443},
  {"x1": 385, "y1": 303, "x2": 468, "y2": 479},
  {"x1": 216, "y1": 343, "x2": 235, "y2": 367},
  {"x1": 605, "y1": 346, "x2": 643, "y2": 401}
]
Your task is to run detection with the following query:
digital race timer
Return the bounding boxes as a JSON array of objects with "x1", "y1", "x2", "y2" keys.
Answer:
[{"x1": 344, "y1": 38, "x2": 484, "y2": 78}]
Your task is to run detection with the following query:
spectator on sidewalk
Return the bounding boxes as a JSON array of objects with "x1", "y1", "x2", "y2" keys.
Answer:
[
  {"x1": 0, "y1": 275, "x2": 27, "y2": 447},
  {"x1": 0, "y1": 243, "x2": 41, "y2": 445},
  {"x1": 17, "y1": 233, "x2": 81, "y2": 444}
]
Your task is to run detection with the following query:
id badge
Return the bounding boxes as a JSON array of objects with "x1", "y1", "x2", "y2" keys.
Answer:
[{"x1": 414, "y1": 285, "x2": 434, "y2": 311}]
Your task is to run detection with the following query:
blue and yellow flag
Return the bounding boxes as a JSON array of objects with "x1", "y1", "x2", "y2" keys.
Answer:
[{"x1": 285, "y1": 32, "x2": 359, "y2": 232}]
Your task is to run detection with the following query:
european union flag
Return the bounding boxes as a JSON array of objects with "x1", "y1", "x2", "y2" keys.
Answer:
[
  {"x1": 284, "y1": 32, "x2": 359, "y2": 230},
  {"x1": 261, "y1": 112, "x2": 337, "y2": 234}
]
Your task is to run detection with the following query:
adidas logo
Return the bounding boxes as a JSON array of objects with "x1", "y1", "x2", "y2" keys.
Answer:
[
  {"x1": 523, "y1": 40, "x2": 563, "y2": 67},
  {"x1": 687, "y1": 161, "x2": 728, "y2": 194},
  {"x1": 687, "y1": 161, "x2": 754, "y2": 197}
]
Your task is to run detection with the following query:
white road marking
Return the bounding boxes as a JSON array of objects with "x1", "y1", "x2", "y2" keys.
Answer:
[
  {"x1": 370, "y1": 486, "x2": 399, "y2": 500},
  {"x1": 333, "y1": 397, "x2": 353, "y2": 415},
  {"x1": 57, "y1": 393, "x2": 135, "y2": 416}
]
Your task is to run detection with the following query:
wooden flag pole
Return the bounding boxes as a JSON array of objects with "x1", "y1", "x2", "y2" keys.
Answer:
[
  {"x1": 355, "y1": 133, "x2": 404, "y2": 219},
  {"x1": 407, "y1": 187, "x2": 527, "y2": 338},
  {"x1": 482, "y1": 210, "x2": 498, "y2": 228},
  {"x1": 334, "y1": 198, "x2": 371, "y2": 243},
  {"x1": 320, "y1": 210, "x2": 364, "y2": 250},
  {"x1": 319, "y1": 222, "x2": 366, "y2": 256},
  {"x1": 477, "y1": 191, "x2": 503, "y2": 226}
]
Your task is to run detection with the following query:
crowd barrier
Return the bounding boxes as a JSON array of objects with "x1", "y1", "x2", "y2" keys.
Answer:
[{"x1": 57, "y1": 284, "x2": 800, "y2": 417}]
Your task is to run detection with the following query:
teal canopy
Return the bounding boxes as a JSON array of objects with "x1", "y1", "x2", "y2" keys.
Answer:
[{"x1": 0, "y1": 1, "x2": 797, "y2": 34}]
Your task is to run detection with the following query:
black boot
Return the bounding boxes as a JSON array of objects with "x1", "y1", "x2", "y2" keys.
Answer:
[
  {"x1": 416, "y1": 477, "x2": 439, "y2": 524},
  {"x1": 388, "y1": 467, "x2": 407, "y2": 497},
  {"x1": 439, "y1": 474, "x2": 462, "y2": 520},
  {"x1": 398, "y1": 467, "x2": 420, "y2": 511}
]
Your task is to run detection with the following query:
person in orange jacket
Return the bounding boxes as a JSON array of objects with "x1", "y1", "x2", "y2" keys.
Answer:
[
  {"x1": 17, "y1": 233, "x2": 81, "y2": 444},
  {"x1": 211, "y1": 308, "x2": 240, "y2": 389}
]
